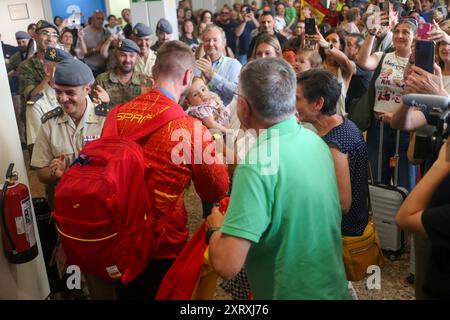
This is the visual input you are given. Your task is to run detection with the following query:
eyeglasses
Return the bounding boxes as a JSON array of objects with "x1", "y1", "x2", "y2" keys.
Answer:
[{"x1": 39, "y1": 30, "x2": 59, "y2": 38}]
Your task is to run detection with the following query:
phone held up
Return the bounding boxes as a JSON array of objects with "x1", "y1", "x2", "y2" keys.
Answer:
[
  {"x1": 305, "y1": 18, "x2": 316, "y2": 35},
  {"x1": 417, "y1": 22, "x2": 432, "y2": 40},
  {"x1": 415, "y1": 40, "x2": 435, "y2": 74},
  {"x1": 378, "y1": 0, "x2": 389, "y2": 26}
]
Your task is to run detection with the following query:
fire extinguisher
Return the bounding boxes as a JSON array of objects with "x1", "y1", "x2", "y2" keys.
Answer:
[{"x1": 0, "y1": 163, "x2": 38, "y2": 264}]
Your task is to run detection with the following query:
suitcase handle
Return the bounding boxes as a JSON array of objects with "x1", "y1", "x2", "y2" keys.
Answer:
[{"x1": 377, "y1": 120, "x2": 401, "y2": 187}]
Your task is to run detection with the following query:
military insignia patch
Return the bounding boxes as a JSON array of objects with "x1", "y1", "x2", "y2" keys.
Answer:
[
  {"x1": 49, "y1": 48, "x2": 57, "y2": 60},
  {"x1": 118, "y1": 40, "x2": 123, "y2": 48}
]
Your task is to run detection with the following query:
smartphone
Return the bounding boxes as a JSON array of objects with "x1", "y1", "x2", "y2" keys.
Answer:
[
  {"x1": 418, "y1": 22, "x2": 432, "y2": 40},
  {"x1": 305, "y1": 18, "x2": 316, "y2": 35},
  {"x1": 415, "y1": 40, "x2": 435, "y2": 73},
  {"x1": 378, "y1": 0, "x2": 389, "y2": 26}
]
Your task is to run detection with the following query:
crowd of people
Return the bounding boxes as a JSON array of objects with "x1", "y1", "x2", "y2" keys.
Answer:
[{"x1": 2, "y1": 0, "x2": 450, "y2": 300}]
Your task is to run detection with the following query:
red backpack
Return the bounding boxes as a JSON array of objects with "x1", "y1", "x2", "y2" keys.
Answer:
[{"x1": 53, "y1": 105, "x2": 186, "y2": 285}]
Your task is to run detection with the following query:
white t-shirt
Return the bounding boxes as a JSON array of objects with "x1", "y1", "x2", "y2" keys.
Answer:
[
  {"x1": 274, "y1": 16, "x2": 286, "y2": 32},
  {"x1": 373, "y1": 52, "x2": 409, "y2": 114},
  {"x1": 443, "y1": 75, "x2": 450, "y2": 93}
]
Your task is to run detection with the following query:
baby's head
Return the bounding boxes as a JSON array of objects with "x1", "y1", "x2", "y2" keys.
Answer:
[
  {"x1": 294, "y1": 50, "x2": 322, "y2": 75},
  {"x1": 186, "y1": 77, "x2": 211, "y2": 106}
]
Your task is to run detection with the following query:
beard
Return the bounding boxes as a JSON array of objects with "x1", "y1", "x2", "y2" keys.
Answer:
[{"x1": 119, "y1": 63, "x2": 134, "y2": 73}]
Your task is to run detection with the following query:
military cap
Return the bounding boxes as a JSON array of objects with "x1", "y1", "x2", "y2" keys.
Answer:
[
  {"x1": 45, "y1": 47, "x2": 73, "y2": 62},
  {"x1": 133, "y1": 23, "x2": 152, "y2": 37},
  {"x1": 116, "y1": 39, "x2": 140, "y2": 54},
  {"x1": 54, "y1": 59, "x2": 94, "y2": 86},
  {"x1": 156, "y1": 18, "x2": 173, "y2": 34},
  {"x1": 15, "y1": 31, "x2": 31, "y2": 40},
  {"x1": 35, "y1": 20, "x2": 60, "y2": 35}
]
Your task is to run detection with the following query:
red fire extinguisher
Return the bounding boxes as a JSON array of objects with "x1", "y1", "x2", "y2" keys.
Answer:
[{"x1": 0, "y1": 163, "x2": 38, "y2": 264}]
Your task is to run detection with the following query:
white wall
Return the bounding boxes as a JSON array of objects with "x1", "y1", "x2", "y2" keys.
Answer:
[
  {"x1": 131, "y1": 0, "x2": 179, "y2": 40},
  {"x1": 0, "y1": 45, "x2": 50, "y2": 300},
  {"x1": 0, "y1": 0, "x2": 46, "y2": 46},
  {"x1": 106, "y1": 0, "x2": 130, "y2": 21}
]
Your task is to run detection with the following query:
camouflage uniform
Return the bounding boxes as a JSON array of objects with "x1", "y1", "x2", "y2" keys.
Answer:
[
  {"x1": 7, "y1": 51, "x2": 26, "y2": 73},
  {"x1": 95, "y1": 69, "x2": 142, "y2": 106},
  {"x1": 8, "y1": 51, "x2": 28, "y2": 144},
  {"x1": 18, "y1": 56, "x2": 45, "y2": 101}
]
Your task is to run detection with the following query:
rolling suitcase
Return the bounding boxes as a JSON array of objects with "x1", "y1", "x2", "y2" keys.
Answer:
[{"x1": 369, "y1": 122, "x2": 407, "y2": 254}]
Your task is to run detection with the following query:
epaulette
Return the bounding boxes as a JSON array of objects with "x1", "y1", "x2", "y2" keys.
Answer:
[
  {"x1": 26, "y1": 93, "x2": 44, "y2": 106},
  {"x1": 41, "y1": 107, "x2": 63, "y2": 123},
  {"x1": 95, "y1": 103, "x2": 112, "y2": 117}
]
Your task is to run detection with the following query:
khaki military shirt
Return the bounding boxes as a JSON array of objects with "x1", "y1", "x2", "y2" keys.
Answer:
[
  {"x1": 18, "y1": 55, "x2": 45, "y2": 101},
  {"x1": 26, "y1": 84, "x2": 58, "y2": 145},
  {"x1": 30, "y1": 96, "x2": 107, "y2": 169},
  {"x1": 95, "y1": 69, "x2": 141, "y2": 106},
  {"x1": 135, "y1": 50, "x2": 157, "y2": 79}
]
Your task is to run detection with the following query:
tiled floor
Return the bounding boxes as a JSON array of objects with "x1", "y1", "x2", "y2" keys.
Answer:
[{"x1": 26, "y1": 151, "x2": 415, "y2": 300}]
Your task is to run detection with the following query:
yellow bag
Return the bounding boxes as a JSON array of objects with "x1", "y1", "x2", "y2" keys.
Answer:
[{"x1": 342, "y1": 218, "x2": 385, "y2": 281}]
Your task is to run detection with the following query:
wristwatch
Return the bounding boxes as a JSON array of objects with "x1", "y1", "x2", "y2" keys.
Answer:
[{"x1": 205, "y1": 226, "x2": 220, "y2": 245}]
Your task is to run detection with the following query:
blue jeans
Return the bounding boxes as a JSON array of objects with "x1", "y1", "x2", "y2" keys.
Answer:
[{"x1": 366, "y1": 121, "x2": 416, "y2": 191}]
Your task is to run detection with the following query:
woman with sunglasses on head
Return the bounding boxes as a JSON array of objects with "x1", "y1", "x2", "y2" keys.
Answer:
[{"x1": 356, "y1": 18, "x2": 418, "y2": 192}]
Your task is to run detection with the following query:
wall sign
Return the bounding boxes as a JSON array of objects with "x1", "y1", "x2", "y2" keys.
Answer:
[{"x1": 8, "y1": 3, "x2": 29, "y2": 21}]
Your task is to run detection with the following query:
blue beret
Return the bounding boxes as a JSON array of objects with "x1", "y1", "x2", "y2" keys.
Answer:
[
  {"x1": 116, "y1": 39, "x2": 140, "y2": 54},
  {"x1": 35, "y1": 20, "x2": 60, "y2": 35},
  {"x1": 15, "y1": 31, "x2": 31, "y2": 40},
  {"x1": 45, "y1": 47, "x2": 73, "y2": 62},
  {"x1": 156, "y1": 19, "x2": 173, "y2": 34},
  {"x1": 54, "y1": 59, "x2": 94, "y2": 86},
  {"x1": 133, "y1": 23, "x2": 152, "y2": 37}
]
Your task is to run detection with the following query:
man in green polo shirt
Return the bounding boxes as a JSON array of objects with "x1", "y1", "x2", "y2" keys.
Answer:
[{"x1": 206, "y1": 58, "x2": 349, "y2": 300}]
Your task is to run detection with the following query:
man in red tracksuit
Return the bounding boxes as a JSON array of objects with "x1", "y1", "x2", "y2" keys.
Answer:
[{"x1": 108, "y1": 41, "x2": 229, "y2": 299}]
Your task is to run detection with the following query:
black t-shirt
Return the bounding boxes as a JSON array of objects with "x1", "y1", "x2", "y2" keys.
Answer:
[
  {"x1": 123, "y1": 23, "x2": 133, "y2": 39},
  {"x1": 346, "y1": 65, "x2": 374, "y2": 112},
  {"x1": 418, "y1": 108, "x2": 450, "y2": 208},
  {"x1": 216, "y1": 20, "x2": 240, "y2": 54},
  {"x1": 237, "y1": 21, "x2": 256, "y2": 55},
  {"x1": 421, "y1": 203, "x2": 450, "y2": 298}
]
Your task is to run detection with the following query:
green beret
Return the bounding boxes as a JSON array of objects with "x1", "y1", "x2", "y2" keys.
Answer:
[
  {"x1": 54, "y1": 59, "x2": 94, "y2": 86},
  {"x1": 35, "y1": 20, "x2": 60, "y2": 35}
]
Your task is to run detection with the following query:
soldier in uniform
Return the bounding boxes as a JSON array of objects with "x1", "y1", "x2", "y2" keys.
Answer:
[
  {"x1": 131, "y1": 23, "x2": 156, "y2": 86},
  {"x1": 7, "y1": 31, "x2": 31, "y2": 146},
  {"x1": 26, "y1": 47, "x2": 73, "y2": 154},
  {"x1": 30, "y1": 58, "x2": 110, "y2": 209},
  {"x1": 93, "y1": 38, "x2": 141, "y2": 106},
  {"x1": 150, "y1": 19, "x2": 173, "y2": 52},
  {"x1": 30, "y1": 59, "x2": 114, "y2": 300},
  {"x1": 18, "y1": 20, "x2": 59, "y2": 102}
]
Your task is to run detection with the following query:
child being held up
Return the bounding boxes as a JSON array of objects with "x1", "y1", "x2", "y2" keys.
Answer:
[{"x1": 184, "y1": 77, "x2": 230, "y2": 135}]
